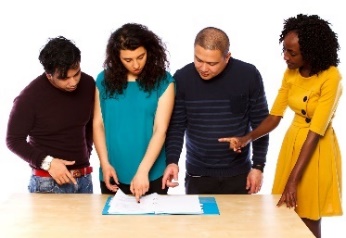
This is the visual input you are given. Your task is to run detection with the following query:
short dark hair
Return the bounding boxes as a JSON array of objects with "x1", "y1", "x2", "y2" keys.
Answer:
[
  {"x1": 38, "y1": 36, "x2": 81, "y2": 79},
  {"x1": 194, "y1": 27, "x2": 230, "y2": 56},
  {"x1": 280, "y1": 14, "x2": 340, "y2": 75}
]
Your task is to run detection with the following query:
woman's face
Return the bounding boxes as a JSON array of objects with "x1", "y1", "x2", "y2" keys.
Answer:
[
  {"x1": 282, "y1": 31, "x2": 305, "y2": 70},
  {"x1": 119, "y1": 46, "x2": 147, "y2": 80}
]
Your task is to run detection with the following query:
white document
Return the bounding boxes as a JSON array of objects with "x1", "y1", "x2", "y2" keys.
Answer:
[{"x1": 107, "y1": 189, "x2": 203, "y2": 215}]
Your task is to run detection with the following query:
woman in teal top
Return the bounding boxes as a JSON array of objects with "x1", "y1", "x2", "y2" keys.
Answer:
[{"x1": 93, "y1": 23, "x2": 175, "y2": 202}]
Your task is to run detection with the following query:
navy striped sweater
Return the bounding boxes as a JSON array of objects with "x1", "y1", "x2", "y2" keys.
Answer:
[{"x1": 165, "y1": 58, "x2": 269, "y2": 177}]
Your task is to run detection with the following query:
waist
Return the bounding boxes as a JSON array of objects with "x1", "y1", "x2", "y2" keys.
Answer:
[{"x1": 32, "y1": 166, "x2": 93, "y2": 178}]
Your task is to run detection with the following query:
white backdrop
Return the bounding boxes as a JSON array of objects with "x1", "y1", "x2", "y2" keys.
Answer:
[{"x1": 0, "y1": 0, "x2": 345, "y2": 236}]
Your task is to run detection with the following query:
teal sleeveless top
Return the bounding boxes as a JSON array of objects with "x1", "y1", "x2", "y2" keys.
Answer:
[{"x1": 96, "y1": 71, "x2": 174, "y2": 184}]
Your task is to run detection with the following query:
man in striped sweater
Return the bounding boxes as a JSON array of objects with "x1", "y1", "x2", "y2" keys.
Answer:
[{"x1": 162, "y1": 27, "x2": 269, "y2": 194}]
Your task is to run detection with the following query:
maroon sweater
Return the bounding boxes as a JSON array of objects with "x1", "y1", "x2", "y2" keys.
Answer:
[{"x1": 6, "y1": 72, "x2": 95, "y2": 170}]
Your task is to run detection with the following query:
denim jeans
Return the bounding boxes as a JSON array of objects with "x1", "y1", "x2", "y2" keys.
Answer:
[{"x1": 28, "y1": 174, "x2": 93, "y2": 193}]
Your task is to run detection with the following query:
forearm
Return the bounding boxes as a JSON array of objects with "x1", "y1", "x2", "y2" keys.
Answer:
[
  {"x1": 249, "y1": 115, "x2": 281, "y2": 141},
  {"x1": 251, "y1": 133, "x2": 269, "y2": 168},
  {"x1": 85, "y1": 116, "x2": 93, "y2": 156},
  {"x1": 288, "y1": 130, "x2": 320, "y2": 182},
  {"x1": 93, "y1": 122, "x2": 110, "y2": 167},
  {"x1": 137, "y1": 130, "x2": 166, "y2": 175},
  {"x1": 6, "y1": 118, "x2": 46, "y2": 167}
]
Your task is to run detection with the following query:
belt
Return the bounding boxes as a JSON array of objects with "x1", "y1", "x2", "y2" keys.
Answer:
[{"x1": 32, "y1": 166, "x2": 93, "y2": 178}]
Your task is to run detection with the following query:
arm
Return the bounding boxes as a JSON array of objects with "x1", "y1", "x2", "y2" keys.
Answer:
[
  {"x1": 219, "y1": 68, "x2": 281, "y2": 193},
  {"x1": 222, "y1": 70, "x2": 290, "y2": 151},
  {"x1": 6, "y1": 94, "x2": 47, "y2": 168},
  {"x1": 93, "y1": 87, "x2": 119, "y2": 192},
  {"x1": 162, "y1": 74, "x2": 186, "y2": 189},
  {"x1": 131, "y1": 82, "x2": 175, "y2": 201},
  {"x1": 245, "y1": 115, "x2": 281, "y2": 194},
  {"x1": 248, "y1": 115, "x2": 281, "y2": 143},
  {"x1": 219, "y1": 114, "x2": 282, "y2": 150},
  {"x1": 6, "y1": 88, "x2": 77, "y2": 185},
  {"x1": 245, "y1": 68, "x2": 270, "y2": 194},
  {"x1": 277, "y1": 131, "x2": 320, "y2": 208},
  {"x1": 85, "y1": 93, "x2": 94, "y2": 157}
]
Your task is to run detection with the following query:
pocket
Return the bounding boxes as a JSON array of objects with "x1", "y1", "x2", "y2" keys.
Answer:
[
  {"x1": 229, "y1": 94, "x2": 248, "y2": 114},
  {"x1": 28, "y1": 176, "x2": 55, "y2": 193}
]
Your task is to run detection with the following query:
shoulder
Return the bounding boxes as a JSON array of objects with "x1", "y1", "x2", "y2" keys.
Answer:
[
  {"x1": 158, "y1": 71, "x2": 174, "y2": 84},
  {"x1": 227, "y1": 58, "x2": 263, "y2": 86},
  {"x1": 155, "y1": 71, "x2": 174, "y2": 93},
  {"x1": 81, "y1": 72, "x2": 95, "y2": 85},
  {"x1": 173, "y1": 63, "x2": 195, "y2": 79},
  {"x1": 18, "y1": 74, "x2": 46, "y2": 98},
  {"x1": 320, "y1": 66, "x2": 342, "y2": 81},
  {"x1": 164, "y1": 71, "x2": 174, "y2": 82},
  {"x1": 95, "y1": 70, "x2": 105, "y2": 87},
  {"x1": 226, "y1": 58, "x2": 262, "y2": 84},
  {"x1": 12, "y1": 74, "x2": 48, "y2": 107},
  {"x1": 229, "y1": 58, "x2": 259, "y2": 74}
]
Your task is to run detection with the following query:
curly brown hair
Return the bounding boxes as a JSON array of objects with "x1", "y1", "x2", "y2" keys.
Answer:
[
  {"x1": 103, "y1": 23, "x2": 169, "y2": 97},
  {"x1": 279, "y1": 14, "x2": 340, "y2": 75}
]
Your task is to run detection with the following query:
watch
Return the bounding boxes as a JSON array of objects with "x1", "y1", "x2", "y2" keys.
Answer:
[
  {"x1": 40, "y1": 156, "x2": 53, "y2": 171},
  {"x1": 252, "y1": 164, "x2": 264, "y2": 172}
]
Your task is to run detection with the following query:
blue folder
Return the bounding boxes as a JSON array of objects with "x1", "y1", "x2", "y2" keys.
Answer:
[{"x1": 102, "y1": 196, "x2": 220, "y2": 215}]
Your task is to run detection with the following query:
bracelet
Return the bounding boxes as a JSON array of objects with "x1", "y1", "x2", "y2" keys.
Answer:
[{"x1": 252, "y1": 164, "x2": 264, "y2": 172}]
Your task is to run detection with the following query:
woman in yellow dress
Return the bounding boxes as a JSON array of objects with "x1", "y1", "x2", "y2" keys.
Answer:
[{"x1": 219, "y1": 14, "x2": 342, "y2": 237}]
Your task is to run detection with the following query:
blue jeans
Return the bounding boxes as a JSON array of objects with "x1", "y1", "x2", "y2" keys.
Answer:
[{"x1": 28, "y1": 174, "x2": 93, "y2": 193}]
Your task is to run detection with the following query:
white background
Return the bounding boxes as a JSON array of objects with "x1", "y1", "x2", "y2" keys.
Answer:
[{"x1": 0, "y1": 0, "x2": 345, "y2": 237}]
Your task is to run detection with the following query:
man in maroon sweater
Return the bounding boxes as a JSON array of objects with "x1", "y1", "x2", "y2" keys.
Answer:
[{"x1": 6, "y1": 36, "x2": 95, "y2": 193}]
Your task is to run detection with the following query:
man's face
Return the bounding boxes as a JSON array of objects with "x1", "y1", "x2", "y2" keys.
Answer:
[
  {"x1": 46, "y1": 64, "x2": 81, "y2": 92},
  {"x1": 194, "y1": 45, "x2": 231, "y2": 80}
]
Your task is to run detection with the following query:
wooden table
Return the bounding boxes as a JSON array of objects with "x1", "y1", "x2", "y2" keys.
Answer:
[{"x1": 0, "y1": 193, "x2": 313, "y2": 237}]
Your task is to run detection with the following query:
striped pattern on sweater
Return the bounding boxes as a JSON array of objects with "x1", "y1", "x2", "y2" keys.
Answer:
[{"x1": 165, "y1": 58, "x2": 269, "y2": 177}]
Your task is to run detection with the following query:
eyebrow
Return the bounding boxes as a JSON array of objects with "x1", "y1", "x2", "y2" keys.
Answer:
[
  {"x1": 73, "y1": 68, "x2": 81, "y2": 77},
  {"x1": 123, "y1": 52, "x2": 146, "y2": 60},
  {"x1": 195, "y1": 55, "x2": 219, "y2": 64},
  {"x1": 58, "y1": 68, "x2": 81, "y2": 80}
]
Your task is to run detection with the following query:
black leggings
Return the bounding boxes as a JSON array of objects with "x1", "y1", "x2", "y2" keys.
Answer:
[{"x1": 100, "y1": 176, "x2": 168, "y2": 195}]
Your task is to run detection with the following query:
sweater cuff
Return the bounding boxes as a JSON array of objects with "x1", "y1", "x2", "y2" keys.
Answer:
[{"x1": 252, "y1": 164, "x2": 265, "y2": 172}]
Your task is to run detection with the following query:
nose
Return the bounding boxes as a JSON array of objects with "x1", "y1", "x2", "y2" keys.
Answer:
[
  {"x1": 283, "y1": 50, "x2": 290, "y2": 61},
  {"x1": 67, "y1": 76, "x2": 78, "y2": 86},
  {"x1": 200, "y1": 62, "x2": 208, "y2": 72},
  {"x1": 132, "y1": 60, "x2": 140, "y2": 69}
]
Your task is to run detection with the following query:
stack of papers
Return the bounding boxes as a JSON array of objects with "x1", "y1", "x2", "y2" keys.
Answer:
[{"x1": 105, "y1": 189, "x2": 204, "y2": 215}]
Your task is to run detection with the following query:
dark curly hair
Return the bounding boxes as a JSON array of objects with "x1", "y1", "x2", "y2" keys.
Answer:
[
  {"x1": 279, "y1": 14, "x2": 340, "y2": 75},
  {"x1": 103, "y1": 23, "x2": 169, "y2": 97},
  {"x1": 38, "y1": 36, "x2": 81, "y2": 79}
]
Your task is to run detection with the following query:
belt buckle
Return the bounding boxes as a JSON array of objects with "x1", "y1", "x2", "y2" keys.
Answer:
[{"x1": 71, "y1": 169, "x2": 81, "y2": 178}]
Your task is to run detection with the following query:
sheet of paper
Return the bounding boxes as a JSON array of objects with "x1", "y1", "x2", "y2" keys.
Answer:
[
  {"x1": 108, "y1": 189, "x2": 156, "y2": 214},
  {"x1": 107, "y1": 189, "x2": 203, "y2": 215},
  {"x1": 155, "y1": 194, "x2": 203, "y2": 214}
]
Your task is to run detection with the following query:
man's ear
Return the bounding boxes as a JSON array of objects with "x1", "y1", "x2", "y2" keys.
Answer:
[
  {"x1": 225, "y1": 52, "x2": 232, "y2": 62},
  {"x1": 45, "y1": 72, "x2": 52, "y2": 80}
]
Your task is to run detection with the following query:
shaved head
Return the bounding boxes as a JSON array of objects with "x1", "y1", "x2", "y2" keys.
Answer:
[{"x1": 194, "y1": 27, "x2": 230, "y2": 56}]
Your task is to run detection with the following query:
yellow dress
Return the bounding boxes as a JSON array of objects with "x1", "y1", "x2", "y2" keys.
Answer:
[{"x1": 270, "y1": 66, "x2": 343, "y2": 220}]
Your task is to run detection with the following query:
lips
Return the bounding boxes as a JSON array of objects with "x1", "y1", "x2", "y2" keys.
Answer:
[
  {"x1": 67, "y1": 86, "x2": 77, "y2": 91},
  {"x1": 200, "y1": 72, "x2": 209, "y2": 77}
]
